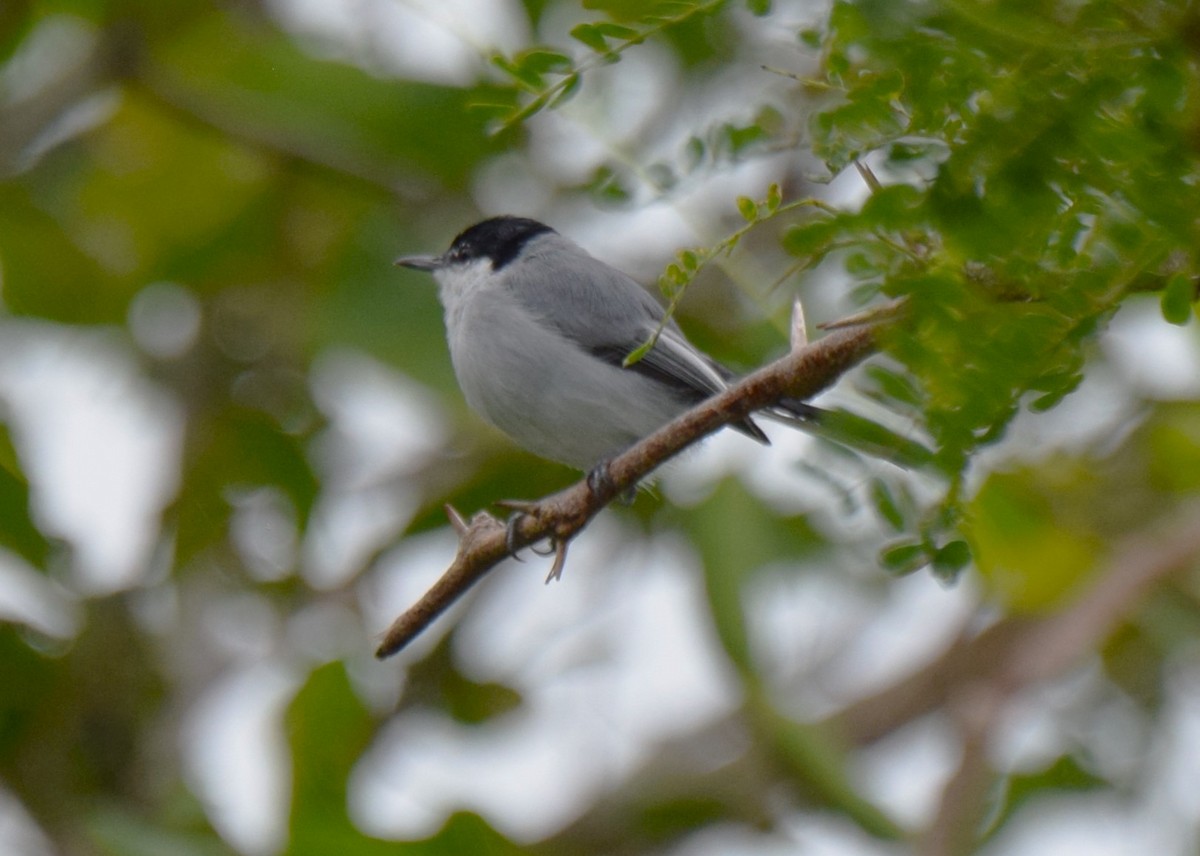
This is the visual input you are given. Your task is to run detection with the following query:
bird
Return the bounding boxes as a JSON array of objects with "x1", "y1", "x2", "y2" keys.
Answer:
[{"x1": 394, "y1": 215, "x2": 817, "y2": 478}]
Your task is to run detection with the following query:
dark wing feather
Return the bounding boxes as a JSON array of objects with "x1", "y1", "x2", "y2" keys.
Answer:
[{"x1": 499, "y1": 237, "x2": 769, "y2": 443}]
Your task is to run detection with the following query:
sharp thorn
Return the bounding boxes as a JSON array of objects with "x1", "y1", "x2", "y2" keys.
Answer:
[
  {"x1": 790, "y1": 297, "x2": 808, "y2": 350},
  {"x1": 545, "y1": 538, "x2": 569, "y2": 583},
  {"x1": 444, "y1": 504, "x2": 469, "y2": 535}
]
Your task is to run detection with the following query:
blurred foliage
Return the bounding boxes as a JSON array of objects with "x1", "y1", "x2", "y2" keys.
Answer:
[{"x1": 1, "y1": 0, "x2": 1199, "y2": 855}]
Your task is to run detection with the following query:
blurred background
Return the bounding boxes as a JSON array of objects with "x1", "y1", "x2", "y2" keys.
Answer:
[{"x1": 2, "y1": 0, "x2": 1200, "y2": 854}]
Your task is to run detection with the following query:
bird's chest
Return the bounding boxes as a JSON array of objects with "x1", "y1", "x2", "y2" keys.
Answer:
[{"x1": 443, "y1": 291, "x2": 557, "y2": 418}]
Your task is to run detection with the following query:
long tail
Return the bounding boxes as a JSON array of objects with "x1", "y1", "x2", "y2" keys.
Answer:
[
  {"x1": 771, "y1": 397, "x2": 824, "y2": 422},
  {"x1": 761, "y1": 399, "x2": 935, "y2": 470}
]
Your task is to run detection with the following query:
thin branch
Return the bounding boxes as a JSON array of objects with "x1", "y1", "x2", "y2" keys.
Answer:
[
  {"x1": 915, "y1": 502, "x2": 1200, "y2": 856},
  {"x1": 375, "y1": 321, "x2": 880, "y2": 658},
  {"x1": 1003, "y1": 505, "x2": 1200, "y2": 686},
  {"x1": 444, "y1": 503, "x2": 469, "y2": 535},
  {"x1": 834, "y1": 617, "x2": 1034, "y2": 747},
  {"x1": 818, "y1": 300, "x2": 907, "y2": 330},
  {"x1": 854, "y1": 158, "x2": 883, "y2": 194},
  {"x1": 918, "y1": 683, "x2": 1006, "y2": 856}
]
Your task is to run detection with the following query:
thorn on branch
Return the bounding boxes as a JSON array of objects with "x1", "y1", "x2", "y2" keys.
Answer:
[
  {"x1": 853, "y1": 158, "x2": 883, "y2": 194},
  {"x1": 445, "y1": 503, "x2": 469, "y2": 535},
  {"x1": 790, "y1": 297, "x2": 808, "y2": 350},
  {"x1": 546, "y1": 538, "x2": 570, "y2": 583}
]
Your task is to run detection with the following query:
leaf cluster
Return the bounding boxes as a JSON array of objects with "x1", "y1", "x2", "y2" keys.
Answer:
[
  {"x1": 479, "y1": 0, "x2": 735, "y2": 132},
  {"x1": 788, "y1": 0, "x2": 1200, "y2": 575}
]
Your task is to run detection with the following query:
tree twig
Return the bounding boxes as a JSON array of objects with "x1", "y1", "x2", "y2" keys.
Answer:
[
  {"x1": 375, "y1": 322, "x2": 880, "y2": 658},
  {"x1": 915, "y1": 501, "x2": 1200, "y2": 856}
]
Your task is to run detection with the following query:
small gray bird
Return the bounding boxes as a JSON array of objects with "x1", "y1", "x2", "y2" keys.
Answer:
[{"x1": 395, "y1": 215, "x2": 815, "y2": 473}]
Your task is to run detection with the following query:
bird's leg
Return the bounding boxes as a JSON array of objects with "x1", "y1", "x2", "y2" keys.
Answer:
[
  {"x1": 586, "y1": 458, "x2": 616, "y2": 499},
  {"x1": 587, "y1": 458, "x2": 638, "y2": 505},
  {"x1": 498, "y1": 460, "x2": 630, "y2": 583},
  {"x1": 496, "y1": 497, "x2": 576, "y2": 581},
  {"x1": 497, "y1": 499, "x2": 533, "y2": 557}
]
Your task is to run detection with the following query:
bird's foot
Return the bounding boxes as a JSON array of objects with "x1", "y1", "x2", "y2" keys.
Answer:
[
  {"x1": 496, "y1": 498, "x2": 573, "y2": 582},
  {"x1": 496, "y1": 497, "x2": 556, "y2": 564},
  {"x1": 587, "y1": 459, "x2": 637, "y2": 505},
  {"x1": 496, "y1": 499, "x2": 541, "y2": 557},
  {"x1": 585, "y1": 459, "x2": 612, "y2": 497}
]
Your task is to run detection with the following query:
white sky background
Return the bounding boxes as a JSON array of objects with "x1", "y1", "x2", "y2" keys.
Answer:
[{"x1": 3, "y1": 1, "x2": 1200, "y2": 855}]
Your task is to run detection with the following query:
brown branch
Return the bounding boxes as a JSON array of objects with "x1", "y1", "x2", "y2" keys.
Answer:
[
  {"x1": 834, "y1": 616, "x2": 1036, "y2": 747},
  {"x1": 375, "y1": 322, "x2": 880, "y2": 658},
  {"x1": 914, "y1": 501, "x2": 1200, "y2": 856},
  {"x1": 487, "y1": 503, "x2": 1200, "y2": 852}
]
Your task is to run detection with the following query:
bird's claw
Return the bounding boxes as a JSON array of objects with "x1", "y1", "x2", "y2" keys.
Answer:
[
  {"x1": 545, "y1": 537, "x2": 569, "y2": 583},
  {"x1": 504, "y1": 514, "x2": 526, "y2": 560},
  {"x1": 497, "y1": 498, "x2": 539, "y2": 558},
  {"x1": 496, "y1": 498, "x2": 572, "y2": 582}
]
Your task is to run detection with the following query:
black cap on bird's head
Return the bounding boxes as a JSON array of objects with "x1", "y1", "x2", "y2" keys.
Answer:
[{"x1": 394, "y1": 216, "x2": 555, "y2": 273}]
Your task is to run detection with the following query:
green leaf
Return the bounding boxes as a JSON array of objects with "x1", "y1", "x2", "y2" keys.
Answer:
[
  {"x1": 594, "y1": 22, "x2": 640, "y2": 40},
  {"x1": 468, "y1": 95, "x2": 520, "y2": 122},
  {"x1": 1028, "y1": 377, "x2": 1082, "y2": 413},
  {"x1": 782, "y1": 218, "x2": 839, "y2": 258},
  {"x1": 622, "y1": 338, "x2": 654, "y2": 366},
  {"x1": 859, "y1": 183, "x2": 925, "y2": 229},
  {"x1": 491, "y1": 54, "x2": 542, "y2": 89},
  {"x1": 861, "y1": 365, "x2": 923, "y2": 408},
  {"x1": 984, "y1": 756, "x2": 1106, "y2": 842},
  {"x1": 809, "y1": 70, "x2": 906, "y2": 171},
  {"x1": 967, "y1": 474, "x2": 1102, "y2": 611},
  {"x1": 736, "y1": 195, "x2": 758, "y2": 221},
  {"x1": 0, "y1": 424, "x2": 49, "y2": 568},
  {"x1": 765, "y1": 182, "x2": 782, "y2": 212},
  {"x1": 570, "y1": 22, "x2": 611, "y2": 53},
  {"x1": 287, "y1": 663, "x2": 372, "y2": 822},
  {"x1": 1160, "y1": 272, "x2": 1195, "y2": 325},
  {"x1": 723, "y1": 121, "x2": 768, "y2": 154},
  {"x1": 932, "y1": 540, "x2": 971, "y2": 578},
  {"x1": 870, "y1": 478, "x2": 906, "y2": 531},
  {"x1": 403, "y1": 643, "x2": 523, "y2": 725},
  {"x1": 880, "y1": 540, "x2": 927, "y2": 575},
  {"x1": 1147, "y1": 403, "x2": 1200, "y2": 495},
  {"x1": 802, "y1": 406, "x2": 936, "y2": 470},
  {"x1": 515, "y1": 48, "x2": 573, "y2": 75}
]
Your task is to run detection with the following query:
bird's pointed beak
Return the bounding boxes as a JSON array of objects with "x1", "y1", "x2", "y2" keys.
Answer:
[{"x1": 393, "y1": 253, "x2": 443, "y2": 272}]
